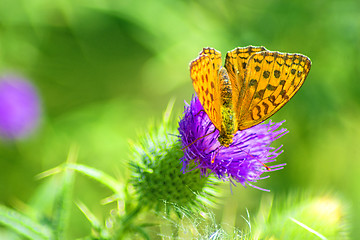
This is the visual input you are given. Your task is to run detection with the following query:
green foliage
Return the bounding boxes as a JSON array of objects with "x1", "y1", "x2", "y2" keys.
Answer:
[
  {"x1": 130, "y1": 101, "x2": 219, "y2": 217},
  {"x1": 252, "y1": 191, "x2": 349, "y2": 240},
  {"x1": 0, "y1": 103, "x2": 220, "y2": 239},
  {"x1": 0, "y1": 116, "x2": 351, "y2": 239},
  {"x1": 0, "y1": 205, "x2": 52, "y2": 239}
]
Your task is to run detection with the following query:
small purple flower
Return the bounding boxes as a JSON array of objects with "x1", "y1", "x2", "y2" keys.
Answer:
[
  {"x1": 178, "y1": 96, "x2": 288, "y2": 191},
  {"x1": 0, "y1": 74, "x2": 42, "y2": 140}
]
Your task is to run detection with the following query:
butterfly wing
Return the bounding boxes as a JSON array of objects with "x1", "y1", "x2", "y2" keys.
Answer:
[
  {"x1": 190, "y1": 48, "x2": 223, "y2": 130},
  {"x1": 236, "y1": 51, "x2": 311, "y2": 130},
  {"x1": 224, "y1": 46, "x2": 269, "y2": 119}
]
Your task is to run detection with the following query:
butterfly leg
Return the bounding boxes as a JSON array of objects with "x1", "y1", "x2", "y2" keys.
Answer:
[{"x1": 195, "y1": 109, "x2": 206, "y2": 117}]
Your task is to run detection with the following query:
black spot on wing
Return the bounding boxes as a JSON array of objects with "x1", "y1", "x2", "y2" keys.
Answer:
[
  {"x1": 274, "y1": 70, "x2": 280, "y2": 78},
  {"x1": 263, "y1": 71, "x2": 270, "y2": 79}
]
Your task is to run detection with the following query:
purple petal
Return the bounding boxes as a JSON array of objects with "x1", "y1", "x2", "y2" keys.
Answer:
[
  {"x1": 178, "y1": 96, "x2": 288, "y2": 189},
  {"x1": 0, "y1": 74, "x2": 42, "y2": 139}
]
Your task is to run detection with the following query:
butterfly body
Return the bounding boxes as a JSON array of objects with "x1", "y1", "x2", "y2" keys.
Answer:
[
  {"x1": 218, "y1": 67, "x2": 237, "y2": 147},
  {"x1": 190, "y1": 46, "x2": 311, "y2": 147}
]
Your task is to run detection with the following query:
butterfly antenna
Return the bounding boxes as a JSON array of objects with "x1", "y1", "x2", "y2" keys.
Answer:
[
  {"x1": 247, "y1": 151, "x2": 271, "y2": 171},
  {"x1": 235, "y1": 146, "x2": 271, "y2": 171},
  {"x1": 181, "y1": 128, "x2": 217, "y2": 150},
  {"x1": 211, "y1": 146, "x2": 222, "y2": 164}
]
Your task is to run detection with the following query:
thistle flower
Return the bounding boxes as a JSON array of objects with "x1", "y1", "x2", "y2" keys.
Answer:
[
  {"x1": 178, "y1": 96, "x2": 287, "y2": 190},
  {"x1": 130, "y1": 102, "x2": 218, "y2": 216},
  {"x1": 0, "y1": 74, "x2": 42, "y2": 140}
]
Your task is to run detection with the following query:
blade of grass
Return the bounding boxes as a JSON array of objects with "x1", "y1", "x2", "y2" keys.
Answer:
[
  {"x1": 76, "y1": 201, "x2": 110, "y2": 238},
  {"x1": 289, "y1": 217, "x2": 328, "y2": 240},
  {"x1": 0, "y1": 205, "x2": 52, "y2": 239},
  {"x1": 52, "y1": 145, "x2": 78, "y2": 240},
  {"x1": 64, "y1": 163, "x2": 124, "y2": 197},
  {"x1": 76, "y1": 201, "x2": 102, "y2": 231}
]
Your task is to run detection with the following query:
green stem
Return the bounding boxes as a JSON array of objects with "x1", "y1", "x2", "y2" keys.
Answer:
[{"x1": 115, "y1": 204, "x2": 143, "y2": 240}]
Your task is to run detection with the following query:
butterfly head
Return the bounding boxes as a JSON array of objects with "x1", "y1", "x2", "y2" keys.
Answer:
[{"x1": 218, "y1": 133, "x2": 233, "y2": 147}]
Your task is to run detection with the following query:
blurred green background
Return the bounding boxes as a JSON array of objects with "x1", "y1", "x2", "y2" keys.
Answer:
[{"x1": 0, "y1": 0, "x2": 359, "y2": 238}]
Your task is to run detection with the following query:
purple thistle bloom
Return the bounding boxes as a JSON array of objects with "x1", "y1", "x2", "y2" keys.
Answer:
[
  {"x1": 178, "y1": 96, "x2": 288, "y2": 191},
  {"x1": 0, "y1": 75, "x2": 42, "y2": 140}
]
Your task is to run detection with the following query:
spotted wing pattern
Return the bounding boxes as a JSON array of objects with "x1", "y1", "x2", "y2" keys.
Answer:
[
  {"x1": 190, "y1": 48, "x2": 223, "y2": 130},
  {"x1": 237, "y1": 51, "x2": 311, "y2": 130},
  {"x1": 224, "y1": 46, "x2": 268, "y2": 117}
]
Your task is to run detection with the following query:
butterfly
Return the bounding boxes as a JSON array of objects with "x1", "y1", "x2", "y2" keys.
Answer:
[{"x1": 189, "y1": 46, "x2": 311, "y2": 147}]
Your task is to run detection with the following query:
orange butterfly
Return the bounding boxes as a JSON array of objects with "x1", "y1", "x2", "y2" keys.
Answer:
[{"x1": 190, "y1": 46, "x2": 311, "y2": 147}]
